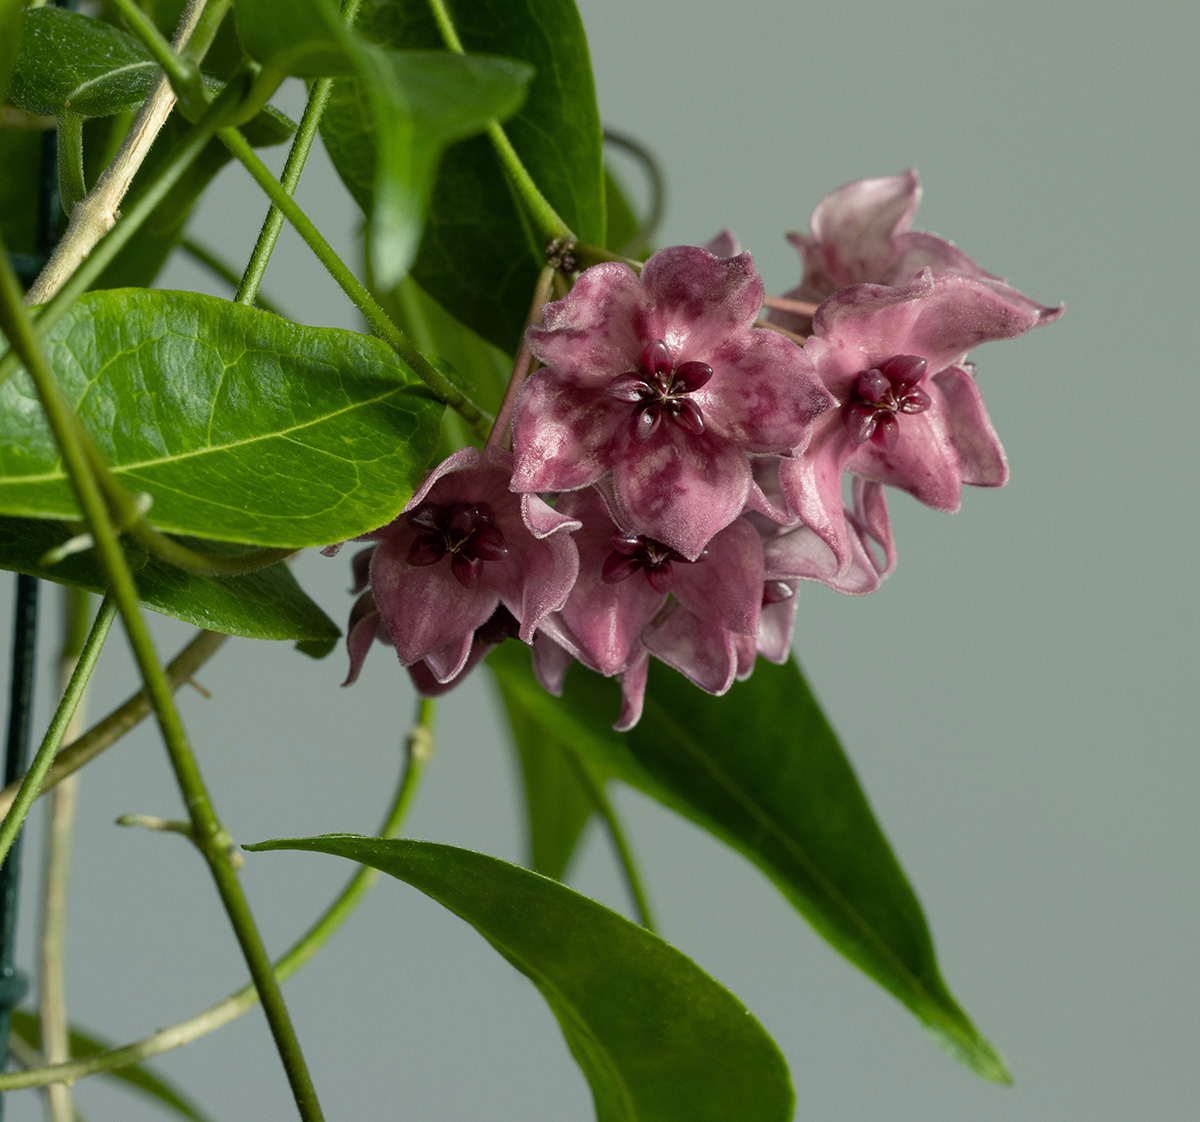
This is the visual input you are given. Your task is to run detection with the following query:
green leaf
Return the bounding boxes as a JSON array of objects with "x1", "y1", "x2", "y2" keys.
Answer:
[
  {"x1": 0, "y1": 129, "x2": 41, "y2": 260},
  {"x1": 234, "y1": 0, "x2": 359, "y2": 82},
  {"x1": 9, "y1": 1009, "x2": 215, "y2": 1122},
  {"x1": 327, "y1": 0, "x2": 606, "y2": 353},
  {"x1": 0, "y1": 289, "x2": 444, "y2": 548},
  {"x1": 247, "y1": 835, "x2": 794, "y2": 1122},
  {"x1": 8, "y1": 9, "x2": 159, "y2": 118},
  {"x1": 0, "y1": 516, "x2": 340, "y2": 647},
  {"x1": 486, "y1": 645, "x2": 1011, "y2": 1083},
  {"x1": 500, "y1": 689, "x2": 597, "y2": 879},
  {"x1": 353, "y1": 48, "x2": 531, "y2": 288}
]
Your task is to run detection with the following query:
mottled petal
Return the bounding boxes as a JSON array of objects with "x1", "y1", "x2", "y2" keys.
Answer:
[
  {"x1": 757, "y1": 593, "x2": 798, "y2": 664},
  {"x1": 614, "y1": 650, "x2": 650, "y2": 732},
  {"x1": 525, "y1": 263, "x2": 647, "y2": 382},
  {"x1": 702, "y1": 229, "x2": 741, "y2": 258},
  {"x1": 933, "y1": 364, "x2": 1009, "y2": 487},
  {"x1": 532, "y1": 629, "x2": 576, "y2": 696},
  {"x1": 343, "y1": 591, "x2": 382, "y2": 686},
  {"x1": 777, "y1": 416, "x2": 857, "y2": 577},
  {"x1": 643, "y1": 605, "x2": 737, "y2": 696},
  {"x1": 846, "y1": 401, "x2": 962, "y2": 511},
  {"x1": 510, "y1": 373, "x2": 626, "y2": 493},
  {"x1": 672, "y1": 517, "x2": 764, "y2": 636},
  {"x1": 639, "y1": 246, "x2": 765, "y2": 354},
  {"x1": 612, "y1": 428, "x2": 752, "y2": 560}
]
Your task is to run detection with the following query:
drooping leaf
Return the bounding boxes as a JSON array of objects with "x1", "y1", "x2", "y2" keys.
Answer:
[
  {"x1": 486, "y1": 644, "x2": 1011, "y2": 1083},
  {"x1": 500, "y1": 692, "x2": 597, "y2": 880},
  {"x1": 9, "y1": 1009, "x2": 215, "y2": 1122},
  {"x1": 326, "y1": 0, "x2": 606, "y2": 352},
  {"x1": 0, "y1": 516, "x2": 339, "y2": 649},
  {"x1": 348, "y1": 48, "x2": 531, "y2": 288},
  {"x1": 236, "y1": 0, "x2": 530, "y2": 284},
  {"x1": 0, "y1": 289, "x2": 444, "y2": 548},
  {"x1": 8, "y1": 8, "x2": 159, "y2": 118},
  {"x1": 246, "y1": 835, "x2": 794, "y2": 1122}
]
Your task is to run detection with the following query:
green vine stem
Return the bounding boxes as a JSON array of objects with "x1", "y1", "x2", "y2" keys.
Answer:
[
  {"x1": 563, "y1": 747, "x2": 658, "y2": 932},
  {"x1": 0, "y1": 597, "x2": 116, "y2": 871},
  {"x1": 217, "y1": 127, "x2": 491, "y2": 437},
  {"x1": 0, "y1": 244, "x2": 325, "y2": 1122},
  {"x1": 0, "y1": 698, "x2": 436, "y2": 1093},
  {"x1": 235, "y1": 0, "x2": 366, "y2": 308},
  {"x1": 425, "y1": 0, "x2": 573, "y2": 246},
  {"x1": 0, "y1": 630, "x2": 228, "y2": 822}
]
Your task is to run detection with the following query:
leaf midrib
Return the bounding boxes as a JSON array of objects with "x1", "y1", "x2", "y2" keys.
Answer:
[{"x1": 0, "y1": 387, "x2": 407, "y2": 485}]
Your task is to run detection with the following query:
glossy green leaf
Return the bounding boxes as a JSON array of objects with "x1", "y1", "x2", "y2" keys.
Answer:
[
  {"x1": 9, "y1": 1009, "x2": 215, "y2": 1122},
  {"x1": 502, "y1": 694, "x2": 597, "y2": 880},
  {"x1": 8, "y1": 9, "x2": 159, "y2": 118},
  {"x1": 487, "y1": 645, "x2": 1011, "y2": 1083},
  {"x1": 327, "y1": 0, "x2": 606, "y2": 352},
  {"x1": 0, "y1": 516, "x2": 339, "y2": 648},
  {"x1": 0, "y1": 289, "x2": 444, "y2": 548},
  {"x1": 247, "y1": 835, "x2": 793, "y2": 1122}
]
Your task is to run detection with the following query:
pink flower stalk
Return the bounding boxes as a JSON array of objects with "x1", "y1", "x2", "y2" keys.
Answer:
[
  {"x1": 780, "y1": 270, "x2": 1047, "y2": 575},
  {"x1": 511, "y1": 245, "x2": 833, "y2": 559},
  {"x1": 774, "y1": 169, "x2": 1064, "y2": 335},
  {"x1": 341, "y1": 447, "x2": 579, "y2": 685}
]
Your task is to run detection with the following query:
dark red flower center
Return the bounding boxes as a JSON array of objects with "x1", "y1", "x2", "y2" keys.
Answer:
[
  {"x1": 406, "y1": 502, "x2": 509, "y2": 590},
  {"x1": 843, "y1": 354, "x2": 931, "y2": 451},
  {"x1": 607, "y1": 339, "x2": 714, "y2": 444},
  {"x1": 601, "y1": 532, "x2": 705, "y2": 594}
]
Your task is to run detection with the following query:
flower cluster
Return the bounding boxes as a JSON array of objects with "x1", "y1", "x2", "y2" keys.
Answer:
[{"x1": 336, "y1": 171, "x2": 1060, "y2": 727}]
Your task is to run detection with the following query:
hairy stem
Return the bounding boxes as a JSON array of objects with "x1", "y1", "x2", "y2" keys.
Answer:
[
  {"x1": 218, "y1": 127, "x2": 490, "y2": 436},
  {"x1": 0, "y1": 630, "x2": 227, "y2": 823},
  {"x1": 0, "y1": 698, "x2": 436, "y2": 1092},
  {"x1": 24, "y1": 0, "x2": 209, "y2": 305},
  {"x1": 235, "y1": 0, "x2": 364, "y2": 307},
  {"x1": 0, "y1": 246, "x2": 325, "y2": 1122},
  {"x1": 425, "y1": 0, "x2": 572, "y2": 245},
  {"x1": 105, "y1": 0, "x2": 204, "y2": 111}
]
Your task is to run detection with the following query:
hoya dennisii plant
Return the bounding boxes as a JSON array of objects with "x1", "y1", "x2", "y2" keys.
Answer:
[{"x1": 0, "y1": 0, "x2": 1060, "y2": 1118}]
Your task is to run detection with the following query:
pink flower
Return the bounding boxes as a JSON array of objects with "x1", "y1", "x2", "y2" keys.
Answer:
[
  {"x1": 775, "y1": 169, "x2": 1063, "y2": 335},
  {"x1": 511, "y1": 245, "x2": 833, "y2": 559},
  {"x1": 780, "y1": 270, "x2": 1046, "y2": 575},
  {"x1": 342, "y1": 447, "x2": 579, "y2": 685}
]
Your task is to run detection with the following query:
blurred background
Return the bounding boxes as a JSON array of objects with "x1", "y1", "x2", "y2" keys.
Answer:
[{"x1": 2, "y1": 0, "x2": 1197, "y2": 1117}]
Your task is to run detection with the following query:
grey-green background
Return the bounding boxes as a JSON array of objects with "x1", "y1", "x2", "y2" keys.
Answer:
[{"x1": 2, "y1": 0, "x2": 1197, "y2": 1117}]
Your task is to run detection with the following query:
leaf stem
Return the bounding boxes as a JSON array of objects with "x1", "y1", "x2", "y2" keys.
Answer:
[
  {"x1": 235, "y1": 0, "x2": 366, "y2": 307},
  {"x1": 563, "y1": 750, "x2": 658, "y2": 932},
  {"x1": 0, "y1": 244, "x2": 325, "y2": 1122},
  {"x1": 55, "y1": 113, "x2": 87, "y2": 218},
  {"x1": 217, "y1": 126, "x2": 491, "y2": 436},
  {"x1": 0, "y1": 697, "x2": 436, "y2": 1092},
  {"x1": 0, "y1": 597, "x2": 115, "y2": 872},
  {"x1": 180, "y1": 237, "x2": 285, "y2": 315},
  {"x1": 0, "y1": 630, "x2": 228, "y2": 822},
  {"x1": 425, "y1": 0, "x2": 572, "y2": 246}
]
